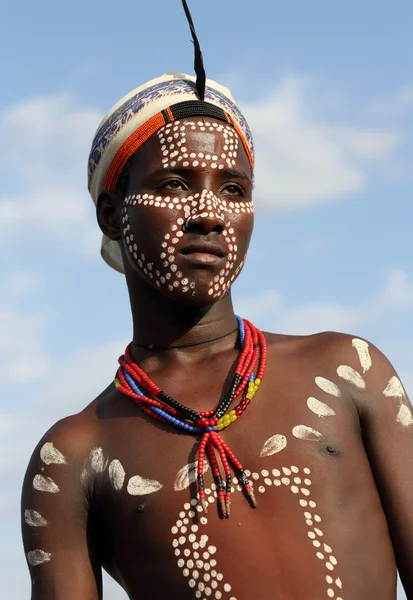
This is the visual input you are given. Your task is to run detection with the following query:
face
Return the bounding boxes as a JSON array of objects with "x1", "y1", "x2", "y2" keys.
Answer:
[{"x1": 119, "y1": 117, "x2": 254, "y2": 306}]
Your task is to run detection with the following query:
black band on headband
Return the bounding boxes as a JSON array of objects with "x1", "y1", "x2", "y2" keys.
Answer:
[{"x1": 169, "y1": 101, "x2": 233, "y2": 125}]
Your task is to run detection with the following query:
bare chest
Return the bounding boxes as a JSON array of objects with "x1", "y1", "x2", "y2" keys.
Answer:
[{"x1": 91, "y1": 377, "x2": 396, "y2": 600}]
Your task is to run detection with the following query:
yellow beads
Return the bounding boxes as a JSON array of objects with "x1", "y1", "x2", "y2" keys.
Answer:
[
  {"x1": 114, "y1": 378, "x2": 121, "y2": 389},
  {"x1": 246, "y1": 378, "x2": 260, "y2": 401},
  {"x1": 217, "y1": 409, "x2": 238, "y2": 431}
]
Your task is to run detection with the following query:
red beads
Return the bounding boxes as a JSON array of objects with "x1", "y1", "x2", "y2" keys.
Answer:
[{"x1": 115, "y1": 318, "x2": 267, "y2": 517}]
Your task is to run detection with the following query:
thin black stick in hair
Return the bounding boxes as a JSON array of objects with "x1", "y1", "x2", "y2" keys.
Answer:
[{"x1": 181, "y1": 0, "x2": 206, "y2": 101}]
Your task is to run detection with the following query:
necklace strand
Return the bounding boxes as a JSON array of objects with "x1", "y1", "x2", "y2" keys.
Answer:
[{"x1": 115, "y1": 315, "x2": 267, "y2": 517}]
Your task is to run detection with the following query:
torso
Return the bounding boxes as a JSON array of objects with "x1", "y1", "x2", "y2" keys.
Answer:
[{"x1": 82, "y1": 332, "x2": 397, "y2": 600}]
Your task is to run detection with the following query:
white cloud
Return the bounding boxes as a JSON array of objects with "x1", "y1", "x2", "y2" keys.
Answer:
[
  {"x1": 0, "y1": 93, "x2": 102, "y2": 256},
  {"x1": 0, "y1": 303, "x2": 50, "y2": 383},
  {"x1": 380, "y1": 269, "x2": 413, "y2": 307},
  {"x1": 236, "y1": 268, "x2": 413, "y2": 335},
  {"x1": 241, "y1": 76, "x2": 403, "y2": 210},
  {"x1": 367, "y1": 84, "x2": 413, "y2": 118}
]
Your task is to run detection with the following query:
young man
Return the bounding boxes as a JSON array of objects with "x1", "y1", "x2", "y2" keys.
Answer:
[{"x1": 21, "y1": 43, "x2": 413, "y2": 600}]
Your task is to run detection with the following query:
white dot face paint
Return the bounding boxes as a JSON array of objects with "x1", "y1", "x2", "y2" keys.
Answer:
[
  {"x1": 259, "y1": 434, "x2": 287, "y2": 457},
  {"x1": 24, "y1": 509, "x2": 47, "y2": 527},
  {"x1": 337, "y1": 365, "x2": 366, "y2": 389},
  {"x1": 307, "y1": 397, "x2": 336, "y2": 418},
  {"x1": 352, "y1": 338, "x2": 372, "y2": 373},
  {"x1": 127, "y1": 475, "x2": 163, "y2": 496},
  {"x1": 33, "y1": 474, "x2": 59, "y2": 494},
  {"x1": 108, "y1": 459, "x2": 126, "y2": 491},
  {"x1": 40, "y1": 442, "x2": 66, "y2": 465},
  {"x1": 27, "y1": 549, "x2": 51, "y2": 566},
  {"x1": 122, "y1": 119, "x2": 253, "y2": 303}
]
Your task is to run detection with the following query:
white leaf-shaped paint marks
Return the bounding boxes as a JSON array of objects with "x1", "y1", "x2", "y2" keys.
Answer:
[
  {"x1": 24, "y1": 509, "x2": 47, "y2": 527},
  {"x1": 90, "y1": 447, "x2": 107, "y2": 473},
  {"x1": 33, "y1": 474, "x2": 59, "y2": 493},
  {"x1": 315, "y1": 377, "x2": 341, "y2": 398},
  {"x1": 173, "y1": 461, "x2": 209, "y2": 492},
  {"x1": 108, "y1": 459, "x2": 126, "y2": 491},
  {"x1": 307, "y1": 397, "x2": 336, "y2": 418},
  {"x1": 352, "y1": 338, "x2": 372, "y2": 374},
  {"x1": 259, "y1": 434, "x2": 287, "y2": 457},
  {"x1": 337, "y1": 365, "x2": 366, "y2": 389},
  {"x1": 397, "y1": 404, "x2": 413, "y2": 427},
  {"x1": 40, "y1": 442, "x2": 67, "y2": 465},
  {"x1": 27, "y1": 549, "x2": 51, "y2": 567},
  {"x1": 383, "y1": 376, "x2": 405, "y2": 398},
  {"x1": 292, "y1": 425, "x2": 324, "y2": 441},
  {"x1": 127, "y1": 475, "x2": 163, "y2": 496}
]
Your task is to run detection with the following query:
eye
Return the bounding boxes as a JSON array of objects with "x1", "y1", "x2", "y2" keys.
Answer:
[
  {"x1": 221, "y1": 183, "x2": 245, "y2": 196},
  {"x1": 158, "y1": 178, "x2": 187, "y2": 191}
]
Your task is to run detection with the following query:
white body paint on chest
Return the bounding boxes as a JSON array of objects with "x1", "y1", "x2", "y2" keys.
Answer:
[
  {"x1": 351, "y1": 339, "x2": 372, "y2": 373},
  {"x1": 307, "y1": 397, "x2": 336, "y2": 418},
  {"x1": 383, "y1": 376, "x2": 405, "y2": 398},
  {"x1": 24, "y1": 509, "x2": 47, "y2": 527},
  {"x1": 172, "y1": 463, "x2": 343, "y2": 600},
  {"x1": 397, "y1": 404, "x2": 413, "y2": 427},
  {"x1": 292, "y1": 425, "x2": 324, "y2": 441},
  {"x1": 174, "y1": 461, "x2": 209, "y2": 492},
  {"x1": 259, "y1": 434, "x2": 287, "y2": 457},
  {"x1": 90, "y1": 447, "x2": 107, "y2": 472},
  {"x1": 127, "y1": 475, "x2": 163, "y2": 496},
  {"x1": 315, "y1": 377, "x2": 341, "y2": 397},
  {"x1": 27, "y1": 549, "x2": 51, "y2": 566},
  {"x1": 40, "y1": 442, "x2": 67, "y2": 465},
  {"x1": 108, "y1": 459, "x2": 126, "y2": 491},
  {"x1": 337, "y1": 365, "x2": 366, "y2": 389},
  {"x1": 33, "y1": 474, "x2": 59, "y2": 493}
]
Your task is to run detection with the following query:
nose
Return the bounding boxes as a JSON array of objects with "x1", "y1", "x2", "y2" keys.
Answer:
[{"x1": 184, "y1": 212, "x2": 225, "y2": 235}]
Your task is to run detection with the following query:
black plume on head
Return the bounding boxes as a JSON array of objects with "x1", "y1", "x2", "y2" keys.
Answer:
[{"x1": 181, "y1": 0, "x2": 206, "y2": 101}]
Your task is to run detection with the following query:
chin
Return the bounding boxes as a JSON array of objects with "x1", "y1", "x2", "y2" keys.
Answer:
[{"x1": 162, "y1": 285, "x2": 231, "y2": 308}]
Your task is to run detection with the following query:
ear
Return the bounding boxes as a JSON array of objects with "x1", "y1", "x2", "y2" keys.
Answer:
[{"x1": 96, "y1": 191, "x2": 123, "y2": 241}]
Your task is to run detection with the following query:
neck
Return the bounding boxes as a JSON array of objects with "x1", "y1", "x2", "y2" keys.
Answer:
[{"x1": 126, "y1": 273, "x2": 238, "y2": 358}]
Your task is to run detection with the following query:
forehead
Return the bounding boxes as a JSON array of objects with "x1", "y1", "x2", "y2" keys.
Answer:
[{"x1": 134, "y1": 117, "x2": 251, "y2": 176}]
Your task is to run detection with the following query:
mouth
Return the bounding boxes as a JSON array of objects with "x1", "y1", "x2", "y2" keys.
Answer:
[{"x1": 179, "y1": 242, "x2": 227, "y2": 266}]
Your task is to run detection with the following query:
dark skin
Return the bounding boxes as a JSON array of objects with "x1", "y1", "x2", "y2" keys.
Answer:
[{"x1": 22, "y1": 117, "x2": 413, "y2": 599}]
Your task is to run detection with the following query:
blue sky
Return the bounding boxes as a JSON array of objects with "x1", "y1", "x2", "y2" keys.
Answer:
[{"x1": 1, "y1": 0, "x2": 412, "y2": 597}]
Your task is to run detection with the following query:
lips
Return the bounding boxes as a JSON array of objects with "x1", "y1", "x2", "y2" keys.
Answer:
[
  {"x1": 180, "y1": 242, "x2": 226, "y2": 258},
  {"x1": 179, "y1": 241, "x2": 227, "y2": 266}
]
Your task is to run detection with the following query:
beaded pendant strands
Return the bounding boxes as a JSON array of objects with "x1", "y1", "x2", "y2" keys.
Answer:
[{"x1": 115, "y1": 317, "x2": 267, "y2": 517}]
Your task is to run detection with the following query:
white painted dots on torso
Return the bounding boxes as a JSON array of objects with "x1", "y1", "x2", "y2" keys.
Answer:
[
  {"x1": 121, "y1": 118, "x2": 254, "y2": 300},
  {"x1": 172, "y1": 460, "x2": 344, "y2": 600}
]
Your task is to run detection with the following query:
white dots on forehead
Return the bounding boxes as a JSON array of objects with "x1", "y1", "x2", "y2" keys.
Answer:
[{"x1": 157, "y1": 119, "x2": 241, "y2": 171}]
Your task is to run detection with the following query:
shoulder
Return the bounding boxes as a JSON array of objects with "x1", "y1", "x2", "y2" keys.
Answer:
[
  {"x1": 266, "y1": 329, "x2": 390, "y2": 367},
  {"x1": 22, "y1": 390, "x2": 111, "y2": 500},
  {"x1": 265, "y1": 329, "x2": 401, "y2": 399}
]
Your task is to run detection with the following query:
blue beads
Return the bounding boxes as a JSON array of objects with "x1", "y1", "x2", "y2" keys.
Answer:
[
  {"x1": 124, "y1": 370, "x2": 145, "y2": 396},
  {"x1": 235, "y1": 315, "x2": 245, "y2": 348},
  {"x1": 150, "y1": 406, "x2": 202, "y2": 433},
  {"x1": 236, "y1": 316, "x2": 255, "y2": 382}
]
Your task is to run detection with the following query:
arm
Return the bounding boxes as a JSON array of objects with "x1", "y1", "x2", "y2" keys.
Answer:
[
  {"x1": 21, "y1": 416, "x2": 102, "y2": 600},
  {"x1": 344, "y1": 339, "x2": 413, "y2": 598}
]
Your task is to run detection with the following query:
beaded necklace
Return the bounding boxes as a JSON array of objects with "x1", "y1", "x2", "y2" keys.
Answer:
[{"x1": 115, "y1": 316, "x2": 267, "y2": 517}]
